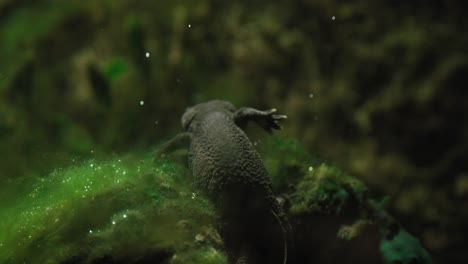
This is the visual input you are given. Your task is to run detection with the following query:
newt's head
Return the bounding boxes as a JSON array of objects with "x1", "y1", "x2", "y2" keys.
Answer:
[{"x1": 181, "y1": 100, "x2": 236, "y2": 130}]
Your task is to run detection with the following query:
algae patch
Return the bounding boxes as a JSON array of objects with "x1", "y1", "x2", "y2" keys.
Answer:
[
  {"x1": 380, "y1": 228, "x2": 432, "y2": 264},
  {"x1": 0, "y1": 152, "x2": 226, "y2": 263}
]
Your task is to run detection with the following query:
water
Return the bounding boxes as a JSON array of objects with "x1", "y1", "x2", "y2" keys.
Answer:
[{"x1": 0, "y1": 1, "x2": 466, "y2": 263}]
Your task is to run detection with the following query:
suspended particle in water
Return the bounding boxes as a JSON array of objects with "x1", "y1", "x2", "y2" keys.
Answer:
[
  {"x1": 188, "y1": 24, "x2": 191, "y2": 28},
  {"x1": 332, "y1": 16, "x2": 336, "y2": 20},
  {"x1": 140, "y1": 100, "x2": 144, "y2": 106},
  {"x1": 89, "y1": 230, "x2": 93, "y2": 234},
  {"x1": 112, "y1": 221, "x2": 116, "y2": 225},
  {"x1": 308, "y1": 166, "x2": 314, "y2": 172},
  {"x1": 123, "y1": 214, "x2": 127, "y2": 218},
  {"x1": 145, "y1": 52, "x2": 150, "y2": 58},
  {"x1": 309, "y1": 93, "x2": 314, "y2": 99},
  {"x1": 155, "y1": 120, "x2": 159, "y2": 125}
]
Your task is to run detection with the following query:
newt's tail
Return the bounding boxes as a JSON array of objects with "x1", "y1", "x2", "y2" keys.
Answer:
[{"x1": 270, "y1": 208, "x2": 289, "y2": 264}]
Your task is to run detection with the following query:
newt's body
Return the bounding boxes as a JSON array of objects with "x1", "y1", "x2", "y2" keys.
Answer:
[{"x1": 159, "y1": 100, "x2": 291, "y2": 264}]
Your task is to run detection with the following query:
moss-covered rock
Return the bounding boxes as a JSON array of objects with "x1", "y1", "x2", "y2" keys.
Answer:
[
  {"x1": 0, "y1": 136, "x2": 434, "y2": 263},
  {"x1": 261, "y1": 137, "x2": 431, "y2": 264},
  {"x1": 0, "y1": 152, "x2": 226, "y2": 263}
]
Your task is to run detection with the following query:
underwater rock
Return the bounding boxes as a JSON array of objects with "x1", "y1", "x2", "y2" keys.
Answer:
[
  {"x1": 0, "y1": 153, "x2": 226, "y2": 263},
  {"x1": 0, "y1": 133, "x2": 432, "y2": 264},
  {"x1": 262, "y1": 137, "x2": 432, "y2": 264}
]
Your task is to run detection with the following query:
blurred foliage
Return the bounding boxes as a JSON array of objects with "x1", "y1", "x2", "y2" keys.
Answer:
[{"x1": 0, "y1": 0, "x2": 467, "y2": 263}]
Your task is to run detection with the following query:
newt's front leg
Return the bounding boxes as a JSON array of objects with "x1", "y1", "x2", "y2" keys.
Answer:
[
  {"x1": 155, "y1": 132, "x2": 191, "y2": 158},
  {"x1": 234, "y1": 107, "x2": 287, "y2": 133}
]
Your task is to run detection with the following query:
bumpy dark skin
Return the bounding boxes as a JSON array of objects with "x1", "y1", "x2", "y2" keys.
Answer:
[{"x1": 158, "y1": 100, "x2": 291, "y2": 264}]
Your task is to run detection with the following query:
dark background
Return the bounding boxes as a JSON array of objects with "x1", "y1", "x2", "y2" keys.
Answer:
[{"x1": 1, "y1": 0, "x2": 467, "y2": 263}]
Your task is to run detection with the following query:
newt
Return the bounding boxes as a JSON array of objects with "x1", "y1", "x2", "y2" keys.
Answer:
[{"x1": 157, "y1": 100, "x2": 291, "y2": 264}]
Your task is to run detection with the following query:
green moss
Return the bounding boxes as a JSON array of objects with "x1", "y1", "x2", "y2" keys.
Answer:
[
  {"x1": 262, "y1": 136, "x2": 312, "y2": 166},
  {"x1": 337, "y1": 219, "x2": 370, "y2": 241},
  {"x1": 290, "y1": 163, "x2": 368, "y2": 215},
  {"x1": 170, "y1": 247, "x2": 228, "y2": 264},
  {"x1": 380, "y1": 229, "x2": 432, "y2": 264},
  {"x1": 260, "y1": 137, "x2": 368, "y2": 214},
  {"x1": 261, "y1": 136, "x2": 314, "y2": 192},
  {"x1": 0, "y1": 152, "x2": 225, "y2": 263}
]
